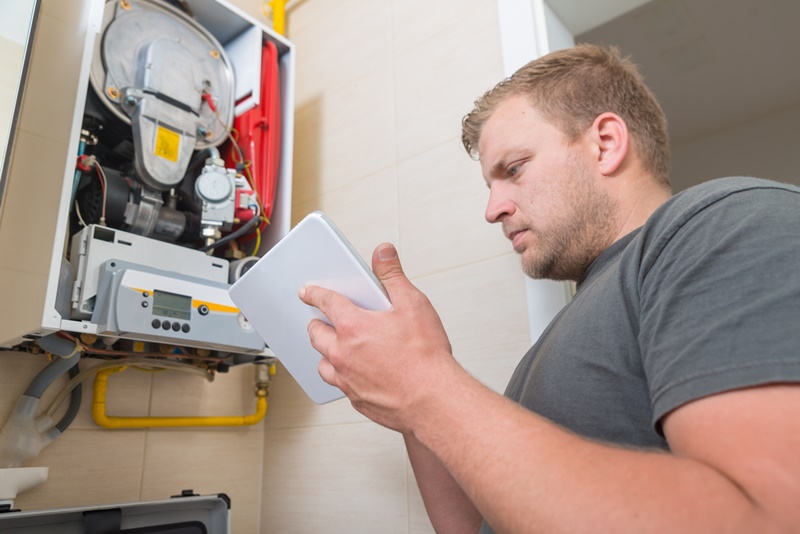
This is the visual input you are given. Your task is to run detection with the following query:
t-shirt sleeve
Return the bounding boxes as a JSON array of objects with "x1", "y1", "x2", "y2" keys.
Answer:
[{"x1": 638, "y1": 186, "x2": 800, "y2": 430}]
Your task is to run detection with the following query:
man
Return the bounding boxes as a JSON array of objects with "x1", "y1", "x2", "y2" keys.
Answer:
[{"x1": 299, "y1": 44, "x2": 800, "y2": 532}]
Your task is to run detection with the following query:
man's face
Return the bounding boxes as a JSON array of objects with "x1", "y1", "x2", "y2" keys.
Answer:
[{"x1": 478, "y1": 95, "x2": 618, "y2": 281}]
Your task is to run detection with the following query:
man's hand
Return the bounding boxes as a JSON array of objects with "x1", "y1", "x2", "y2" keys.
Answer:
[{"x1": 299, "y1": 243, "x2": 459, "y2": 433}]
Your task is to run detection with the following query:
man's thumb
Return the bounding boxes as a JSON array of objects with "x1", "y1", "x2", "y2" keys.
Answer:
[{"x1": 372, "y1": 243, "x2": 406, "y2": 288}]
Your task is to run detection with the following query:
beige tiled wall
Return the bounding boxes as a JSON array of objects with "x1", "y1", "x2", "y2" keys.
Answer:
[
  {"x1": 0, "y1": 0, "x2": 532, "y2": 532},
  {"x1": 261, "y1": 0, "x2": 532, "y2": 532}
]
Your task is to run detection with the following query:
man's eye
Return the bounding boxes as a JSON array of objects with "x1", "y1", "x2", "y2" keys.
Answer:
[{"x1": 508, "y1": 165, "x2": 519, "y2": 177}]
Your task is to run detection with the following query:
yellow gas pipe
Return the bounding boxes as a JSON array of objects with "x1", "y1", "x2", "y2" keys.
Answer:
[
  {"x1": 92, "y1": 366, "x2": 268, "y2": 429},
  {"x1": 265, "y1": 0, "x2": 307, "y2": 37},
  {"x1": 268, "y1": 0, "x2": 288, "y2": 36}
]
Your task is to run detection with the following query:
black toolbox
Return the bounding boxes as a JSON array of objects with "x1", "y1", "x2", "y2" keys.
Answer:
[{"x1": 0, "y1": 491, "x2": 230, "y2": 533}]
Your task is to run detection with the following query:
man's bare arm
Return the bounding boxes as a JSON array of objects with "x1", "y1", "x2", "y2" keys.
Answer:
[
  {"x1": 405, "y1": 433, "x2": 482, "y2": 533},
  {"x1": 414, "y1": 372, "x2": 800, "y2": 533}
]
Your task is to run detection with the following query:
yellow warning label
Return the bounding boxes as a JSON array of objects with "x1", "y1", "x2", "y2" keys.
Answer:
[
  {"x1": 154, "y1": 125, "x2": 180, "y2": 162},
  {"x1": 132, "y1": 341, "x2": 146, "y2": 353}
]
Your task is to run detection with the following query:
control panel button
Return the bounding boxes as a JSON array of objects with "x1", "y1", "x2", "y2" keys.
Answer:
[
  {"x1": 171, "y1": 322, "x2": 180, "y2": 332},
  {"x1": 151, "y1": 319, "x2": 161, "y2": 329},
  {"x1": 181, "y1": 323, "x2": 191, "y2": 333},
  {"x1": 198, "y1": 304, "x2": 209, "y2": 316},
  {"x1": 141, "y1": 301, "x2": 149, "y2": 308},
  {"x1": 162, "y1": 321, "x2": 171, "y2": 330}
]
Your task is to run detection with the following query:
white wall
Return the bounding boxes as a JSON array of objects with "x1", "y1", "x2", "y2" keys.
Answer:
[{"x1": 671, "y1": 101, "x2": 800, "y2": 192}]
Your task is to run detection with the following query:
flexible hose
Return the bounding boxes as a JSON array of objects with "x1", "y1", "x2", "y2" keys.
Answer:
[
  {"x1": 34, "y1": 333, "x2": 79, "y2": 358},
  {"x1": 184, "y1": 147, "x2": 221, "y2": 178},
  {"x1": 54, "y1": 363, "x2": 82, "y2": 433},
  {"x1": 23, "y1": 337, "x2": 81, "y2": 399}
]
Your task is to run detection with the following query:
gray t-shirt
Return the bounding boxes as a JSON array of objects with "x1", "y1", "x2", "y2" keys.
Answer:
[{"x1": 479, "y1": 177, "x2": 800, "y2": 533}]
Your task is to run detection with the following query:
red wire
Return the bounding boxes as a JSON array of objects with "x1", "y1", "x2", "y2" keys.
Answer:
[{"x1": 202, "y1": 92, "x2": 217, "y2": 112}]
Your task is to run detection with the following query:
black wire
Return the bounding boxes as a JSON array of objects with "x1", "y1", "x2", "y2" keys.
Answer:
[{"x1": 199, "y1": 214, "x2": 261, "y2": 253}]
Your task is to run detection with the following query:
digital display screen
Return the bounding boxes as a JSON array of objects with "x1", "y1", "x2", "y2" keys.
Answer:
[{"x1": 152, "y1": 289, "x2": 192, "y2": 320}]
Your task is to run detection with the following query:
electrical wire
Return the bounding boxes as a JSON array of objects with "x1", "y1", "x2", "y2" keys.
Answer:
[
  {"x1": 252, "y1": 228, "x2": 261, "y2": 256},
  {"x1": 226, "y1": 134, "x2": 270, "y2": 248},
  {"x1": 94, "y1": 159, "x2": 109, "y2": 226},
  {"x1": 74, "y1": 200, "x2": 88, "y2": 227},
  {"x1": 252, "y1": 217, "x2": 264, "y2": 256}
]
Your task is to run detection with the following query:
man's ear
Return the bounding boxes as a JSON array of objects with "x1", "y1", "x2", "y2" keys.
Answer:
[{"x1": 588, "y1": 112, "x2": 629, "y2": 176}]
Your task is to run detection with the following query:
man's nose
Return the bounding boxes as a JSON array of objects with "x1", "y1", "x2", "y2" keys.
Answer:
[{"x1": 485, "y1": 185, "x2": 514, "y2": 223}]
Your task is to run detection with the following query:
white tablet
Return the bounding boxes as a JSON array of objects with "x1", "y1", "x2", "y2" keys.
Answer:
[{"x1": 228, "y1": 211, "x2": 391, "y2": 404}]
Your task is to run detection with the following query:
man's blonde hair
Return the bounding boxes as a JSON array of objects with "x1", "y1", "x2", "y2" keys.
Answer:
[{"x1": 462, "y1": 44, "x2": 670, "y2": 187}]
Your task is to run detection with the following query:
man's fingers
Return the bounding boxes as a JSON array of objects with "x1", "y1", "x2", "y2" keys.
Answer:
[
  {"x1": 299, "y1": 285, "x2": 352, "y2": 324},
  {"x1": 372, "y1": 243, "x2": 412, "y2": 297},
  {"x1": 307, "y1": 317, "x2": 336, "y2": 357},
  {"x1": 317, "y1": 355, "x2": 336, "y2": 386}
]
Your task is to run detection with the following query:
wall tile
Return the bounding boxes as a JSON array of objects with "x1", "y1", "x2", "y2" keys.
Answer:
[
  {"x1": 293, "y1": 165, "x2": 399, "y2": 261},
  {"x1": 397, "y1": 138, "x2": 509, "y2": 278},
  {"x1": 391, "y1": 0, "x2": 497, "y2": 53},
  {"x1": 412, "y1": 253, "x2": 530, "y2": 372},
  {"x1": 0, "y1": 352, "x2": 51, "y2": 417},
  {"x1": 141, "y1": 429, "x2": 264, "y2": 533},
  {"x1": 262, "y1": 422, "x2": 407, "y2": 533},
  {"x1": 394, "y1": 14, "x2": 503, "y2": 162},
  {"x1": 21, "y1": 11, "x2": 86, "y2": 145},
  {"x1": 148, "y1": 361, "x2": 264, "y2": 431},
  {"x1": 292, "y1": 65, "x2": 396, "y2": 204},
  {"x1": 264, "y1": 361, "x2": 369, "y2": 431},
  {"x1": 0, "y1": 352, "x2": 152, "y2": 433},
  {"x1": 226, "y1": 0, "x2": 271, "y2": 24},
  {"x1": 291, "y1": 95, "x2": 324, "y2": 205},
  {"x1": 44, "y1": 357, "x2": 154, "y2": 431},
  {"x1": 0, "y1": 131, "x2": 68, "y2": 274},
  {"x1": 13, "y1": 429, "x2": 145, "y2": 510},
  {"x1": 289, "y1": 0, "x2": 393, "y2": 103},
  {"x1": 42, "y1": 0, "x2": 93, "y2": 25},
  {"x1": 0, "y1": 132, "x2": 67, "y2": 349}
]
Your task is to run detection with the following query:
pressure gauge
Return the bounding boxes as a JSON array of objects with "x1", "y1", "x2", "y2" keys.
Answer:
[
  {"x1": 237, "y1": 312, "x2": 255, "y2": 332},
  {"x1": 195, "y1": 168, "x2": 233, "y2": 204}
]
